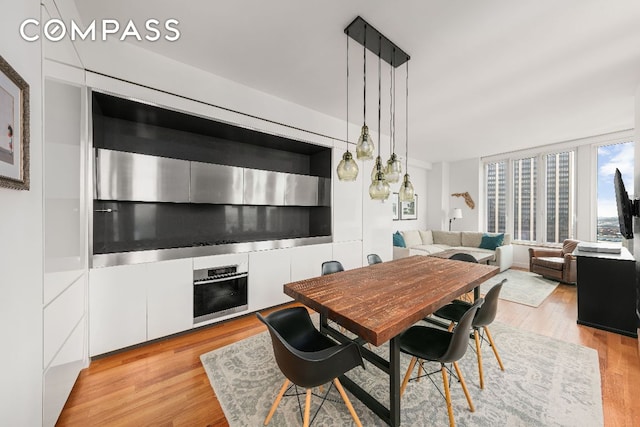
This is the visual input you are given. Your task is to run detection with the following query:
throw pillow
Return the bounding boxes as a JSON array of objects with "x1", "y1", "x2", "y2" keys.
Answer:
[
  {"x1": 479, "y1": 233, "x2": 504, "y2": 250},
  {"x1": 401, "y1": 230, "x2": 422, "y2": 247},
  {"x1": 393, "y1": 231, "x2": 406, "y2": 248}
]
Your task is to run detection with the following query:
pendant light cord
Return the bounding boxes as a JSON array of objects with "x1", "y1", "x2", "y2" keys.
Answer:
[
  {"x1": 389, "y1": 54, "x2": 393, "y2": 154},
  {"x1": 405, "y1": 61, "x2": 409, "y2": 172},
  {"x1": 377, "y1": 35, "x2": 382, "y2": 163},
  {"x1": 346, "y1": 31, "x2": 349, "y2": 149},
  {"x1": 363, "y1": 25, "x2": 367, "y2": 124}
]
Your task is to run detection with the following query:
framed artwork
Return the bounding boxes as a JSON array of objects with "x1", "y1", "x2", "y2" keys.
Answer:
[
  {"x1": 400, "y1": 194, "x2": 418, "y2": 220},
  {"x1": 391, "y1": 192, "x2": 399, "y2": 220},
  {"x1": 0, "y1": 54, "x2": 29, "y2": 190}
]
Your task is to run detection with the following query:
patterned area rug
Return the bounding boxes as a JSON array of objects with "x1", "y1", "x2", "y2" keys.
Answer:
[
  {"x1": 200, "y1": 320, "x2": 602, "y2": 426},
  {"x1": 480, "y1": 269, "x2": 560, "y2": 307}
]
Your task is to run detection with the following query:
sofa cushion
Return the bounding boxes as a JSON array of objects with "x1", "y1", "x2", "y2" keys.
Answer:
[
  {"x1": 419, "y1": 230, "x2": 434, "y2": 245},
  {"x1": 401, "y1": 230, "x2": 422, "y2": 247},
  {"x1": 432, "y1": 231, "x2": 462, "y2": 246},
  {"x1": 502, "y1": 233, "x2": 512, "y2": 245},
  {"x1": 411, "y1": 244, "x2": 445, "y2": 255},
  {"x1": 461, "y1": 232, "x2": 483, "y2": 248},
  {"x1": 393, "y1": 231, "x2": 406, "y2": 247},
  {"x1": 533, "y1": 257, "x2": 564, "y2": 271},
  {"x1": 479, "y1": 233, "x2": 504, "y2": 250}
]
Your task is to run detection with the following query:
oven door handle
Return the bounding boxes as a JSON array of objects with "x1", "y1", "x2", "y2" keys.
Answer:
[{"x1": 194, "y1": 272, "x2": 248, "y2": 285}]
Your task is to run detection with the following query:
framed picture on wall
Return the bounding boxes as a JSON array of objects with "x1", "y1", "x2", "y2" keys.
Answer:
[
  {"x1": 400, "y1": 194, "x2": 418, "y2": 220},
  {"x1": 391, "y1": 192, "x2": 399, "y2": 220},
  {"x1": 0, "y1": 54, "x2": 30, "y2": 190}
]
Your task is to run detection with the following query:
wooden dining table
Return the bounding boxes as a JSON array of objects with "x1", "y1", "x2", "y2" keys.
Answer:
[{"x1": 283, "y1": 255, "x2": 499, "y2": 426}]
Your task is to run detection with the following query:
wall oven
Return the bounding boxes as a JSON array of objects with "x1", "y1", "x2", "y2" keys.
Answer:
[{"x1": 193, "y1": 263, "x2": 248, "y2": 324}]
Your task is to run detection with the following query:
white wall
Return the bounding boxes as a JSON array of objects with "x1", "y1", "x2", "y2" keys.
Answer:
[
  {"x1": 0, "y1": 1, "x2": 44, "y2": 425},
  {"x1": 448, "y1": 158, "x2": 482, "y2": 232}
]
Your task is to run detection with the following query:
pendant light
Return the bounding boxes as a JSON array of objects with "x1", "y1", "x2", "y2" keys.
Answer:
[
  {"x1": 356, "y1": 24, "x2": 375, "y2": 160},
  {"x1": 337, "y1": 31, "x2": 359, "y2": 181},
  {"x1": 399, "y1": 61, "x2": 415, "y2": 202},
  {"x1": 369, "y1": 35, "x2": 390, "y2": 200},
  {"x1": 385, "y1": 50, "x2": 402, "y2": 183}
]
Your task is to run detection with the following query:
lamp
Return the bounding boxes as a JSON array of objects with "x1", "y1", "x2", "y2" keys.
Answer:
[
  {"x1": 398, "y1": 61, "x2": 414, "y2": 202},
  {"x1": 449, "y1": 208, "x2": 463, "y2": 231},
  {"x1": 369, "y1": 35, "x2": 390, "y2": 200},
  {"x1": 355, "y1": 24, "x2": 375, "y2": 160},
  {"x1": 337, "y1": 31, "x2": 359, "y2": 181},
  {"x1": 385, "y1": 51, "x2": 402, "y2": 183}
]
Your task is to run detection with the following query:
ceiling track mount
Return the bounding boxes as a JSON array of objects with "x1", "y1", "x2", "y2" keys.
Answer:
[{"x1": 344, "y1": 16, "x2": 410, "y2": 67}]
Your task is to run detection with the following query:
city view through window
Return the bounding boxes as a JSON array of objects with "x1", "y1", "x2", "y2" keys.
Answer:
[{"x1": 597, "y1": 141, "x2": 634, "y2": 242}]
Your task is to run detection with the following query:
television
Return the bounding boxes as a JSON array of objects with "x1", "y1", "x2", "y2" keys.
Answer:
[{"x1": 614, "y1": 168, "x2": 638, "y2": 239}]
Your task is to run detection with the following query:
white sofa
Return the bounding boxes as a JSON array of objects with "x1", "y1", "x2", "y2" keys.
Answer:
[{"x1": 393, "y1": 230, "x2": 513, "y2": 272}]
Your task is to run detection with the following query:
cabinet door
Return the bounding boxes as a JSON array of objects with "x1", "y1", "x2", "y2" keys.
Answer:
[
  {"x1": 333, "y1": 241, "x2": 363, "y2": 270},
  {"x1": 89, "y1": 264, "x2": 147, "y2": 356},
  {"x1": 290, "y1": 243, "x2": 333, "y2": 281},
  {"x1": 147, "y1": 259, "x2": 193, "y2": 340},
  {"x1": 248, "y1": 249, "x2": 291, "y2": 311}
]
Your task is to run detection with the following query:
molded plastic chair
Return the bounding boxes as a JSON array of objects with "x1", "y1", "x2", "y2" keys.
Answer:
[
  {"x1": 257, "y1": 307, "x2": 364, "y2": 426},
  {"x1": 449, "y1": 252, "x2": 478, "y2": 263},
  {"x1": 434, "y1": 279, "x2": 506, "y2": 389},
  {"x1": 399, "y1": 299, "x2": 483, "y2": 427},
  {"x1": 367, "y1": 254, "x2": 383, "y2": 265},
  {"x1": 321, "y1": 260, "x2": 344, "y2": 276}
]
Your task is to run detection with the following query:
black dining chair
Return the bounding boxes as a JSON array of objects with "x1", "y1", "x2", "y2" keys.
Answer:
[
  {"x1": 449, "y1": 252, "x2": 478, "y2": 263},
  {"x1": 367, "y1": 254, "x2": 383, "y2": 265},
  {"x1": 433, "y1": 279, "x2": 506, "y2": 389},
  {"x1": 321, "y1": 260, "x2": 344, "y2": 276},
  {"x1": 400, "y1": 298, "x2": 483, "y2": 427},
  {"x1": 257, "y1": 307, "x2": 364, "y2": 427}
]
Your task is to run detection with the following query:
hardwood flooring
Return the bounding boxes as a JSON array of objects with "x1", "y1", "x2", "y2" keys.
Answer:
[{"x1": 57, "y1": 283, "x2": 640, "y2": 427}]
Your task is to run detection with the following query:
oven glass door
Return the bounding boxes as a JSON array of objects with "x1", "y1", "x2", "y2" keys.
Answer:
[{"x1": 194, "y1": 274, "x2": 248, "y2": 323}]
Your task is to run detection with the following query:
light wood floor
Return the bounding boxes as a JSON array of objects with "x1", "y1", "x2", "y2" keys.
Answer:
[{"x1": 58, "y1": 283, "x2": 640, "y2": 427}]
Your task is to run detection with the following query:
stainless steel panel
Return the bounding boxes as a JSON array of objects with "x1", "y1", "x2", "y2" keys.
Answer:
[
  {"x1": 95, "y1": 149, "x2": 190, "y2": 202},
  {"x1": 91, "y1": 236, "x2": 333, "y2": 268},
  {"x1": 243, "y1": 169, "x2": 286, "y2": 205},
  {"x1": 190, "y1": 162, "x2": 244, "y2": 204},
  {"x1": 318, "y1": 177, "x2": 331, "y2": 207},
  {"x1": 284, "y1": 174, "x2": 318, "y2": 206}
]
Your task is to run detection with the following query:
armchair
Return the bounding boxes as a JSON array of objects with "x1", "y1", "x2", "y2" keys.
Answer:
[{"x1": 529, "y1": 239, "x2": 580, "y2": 284}]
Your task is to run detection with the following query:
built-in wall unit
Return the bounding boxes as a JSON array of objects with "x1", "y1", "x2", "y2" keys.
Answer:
[{"x1": 88, "y1": 90, "x2": 342, "y2": 356}]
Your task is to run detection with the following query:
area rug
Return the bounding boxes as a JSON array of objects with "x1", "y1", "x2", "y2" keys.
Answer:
[
  {"x1": 480, "y1": 269, "x2": 560, "y2": 307},
  {"x1": 200, "y1": 320, "x2": 603, "y2": 426}
]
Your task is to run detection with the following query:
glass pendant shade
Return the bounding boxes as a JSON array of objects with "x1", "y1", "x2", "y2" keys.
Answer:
[
  {"x1": 356, "y1": 124, "x2": 375, "y2": 160},
  {"x1": 337, "y1": 150, "x2": 359, "y2": 181},
  {"x1": 369, "y1": 171, "x2": 390, "y2": 200},
  {"x1": 385, "y1": 153, "x2": 402, "y2": 183},
  {"x1": 370, "y1": 156, "x2": 385, "y2": 180},
  {"x1": 399, "y1": 173, "x2": 415, "y2": 202}
]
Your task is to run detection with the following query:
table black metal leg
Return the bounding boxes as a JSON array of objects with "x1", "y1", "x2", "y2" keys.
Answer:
[
  {"x1": 389, "y1": 336, "x2": 401, "y2": 426},
  {"x1": 474, "y1": 286, "x2": 480, "y2": 301}
]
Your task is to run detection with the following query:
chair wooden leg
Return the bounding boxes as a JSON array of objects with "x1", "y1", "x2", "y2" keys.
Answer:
[
  {"x1": 453, "y1": 361, "x2": 475, "y2": 413},
  {"x1": 484, "y1": 326, "x2": 505, "y2": 371},
  {"x1": 303, "y1": 389, "x2": 312, "y2": 427},
  {"x1": 441, "y1": 365, "x2": 455, "y2": 427},
  {"x1": 334, "y1": 378, "x2": 363, "y2": 427},
  {"x1": 447, "y1": 322, "x2": 455, "y2": 332},
  {"x1": 264, "y1": 379, "x2": 290, "y2": 425},
  {"x1": 417, "y1": 361, "x2": 424, "y2": 382},
  {"x1": 474, "y1": 329, "x2": 484, "y2": 389},
  {"x1": 401, "y1": 356, "x2": 418, "y2": 397}
]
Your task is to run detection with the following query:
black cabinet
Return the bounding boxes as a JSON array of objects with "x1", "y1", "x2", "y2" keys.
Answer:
[{"x1": 574, "y1": 247, "x2": 637, "y2": 338}]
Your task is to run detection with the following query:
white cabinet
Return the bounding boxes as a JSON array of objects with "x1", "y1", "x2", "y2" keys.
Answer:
[
  {"x1": 290, "y1": 243, "x2": 333, "y2": 281},
  {"x1": 249, "y1": 249, "x2": 292, "y2": 310},
  {"x1": 89, "y1": 263, "x2": 148, "y2": 356},
  {"x1": 332, "y1": 241, "x2": 363, "y2": 270},
  {"x1": 332, "y1": 149, "x2": 363, "y2": 242},
  {"x1": 147, "y1": 259, "x2": 193, "y2": 340}
]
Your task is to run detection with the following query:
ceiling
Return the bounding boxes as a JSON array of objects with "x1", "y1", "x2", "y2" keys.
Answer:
[{"x1": 72, "y1": 0, "x2": 640, "y2": 164}]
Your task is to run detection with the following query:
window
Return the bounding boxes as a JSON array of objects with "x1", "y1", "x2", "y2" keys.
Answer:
[
  {"x1": 597, "y1": 141, "x2": 635, "y2": 242},
  {"x1": 486, "y1": 161, "x2": 506, "y2": 233},
  {"x1": 545, "y1": 151, "x2": 575, "y2": 243},
  {"x1": 513, "y1": 157, "x2": 536, "y2": 241},
  {"x1": 484, "y1": 150, "x2": 575, "y2": 244}
]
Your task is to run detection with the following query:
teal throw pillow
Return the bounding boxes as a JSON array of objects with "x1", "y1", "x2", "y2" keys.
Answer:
[
  {"x1": 393, "y1": 231, "x2": 406, "y2": 248},
  {"x1": 479, "y1": 233, "x2": 504, "y2": 250}
]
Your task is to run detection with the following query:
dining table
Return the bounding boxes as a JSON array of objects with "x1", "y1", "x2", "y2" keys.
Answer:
[{"x1": 283, "y1": 255, "x2": 499, "y2": 426}]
